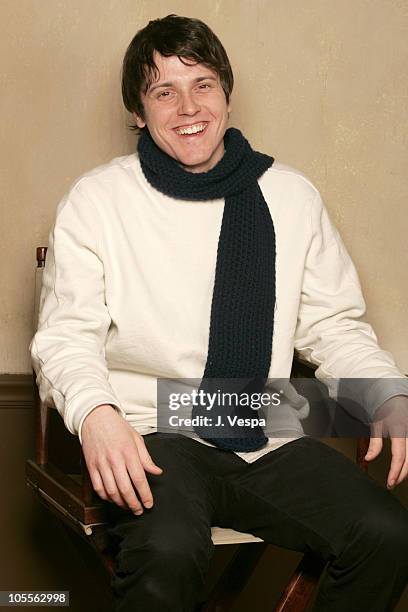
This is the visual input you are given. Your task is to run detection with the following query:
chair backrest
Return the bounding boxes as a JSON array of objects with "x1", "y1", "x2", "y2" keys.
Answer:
[{"x1": 33, "y1": 246, "x2": 48, "y2": 333}]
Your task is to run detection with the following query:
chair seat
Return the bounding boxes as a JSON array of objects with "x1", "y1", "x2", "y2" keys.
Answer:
[{"x1": 211, "y1": 527, "x2": 263, "y2": 545}]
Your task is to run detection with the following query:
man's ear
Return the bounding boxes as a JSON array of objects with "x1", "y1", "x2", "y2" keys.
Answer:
[
  {"x1": 132, "y1": 111, "x2": 146, "y2": 129},
  {"x1": 227, "y1": 96, "x2": 232, "y2": 116}
]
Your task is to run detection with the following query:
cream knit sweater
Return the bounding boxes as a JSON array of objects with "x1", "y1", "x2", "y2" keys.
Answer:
[{"x1": 29, "y1": 153, "x2": 408, "y2": 463}]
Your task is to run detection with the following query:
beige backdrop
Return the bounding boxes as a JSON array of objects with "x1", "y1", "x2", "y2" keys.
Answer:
[{"x1": 1, "y1": 0, "x2": 407, "y2": 374}]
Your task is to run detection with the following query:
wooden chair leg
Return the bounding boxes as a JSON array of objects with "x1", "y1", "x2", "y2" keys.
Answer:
[
  {"x1": 59, "y1": 520, "x2": 115, "y2": 578},
  {"x1": 202, "y1": 542, "x2": 268, "y2": 612},
  {"x1": 274, "y1": 552, "x2": 326, "y2": 612}
]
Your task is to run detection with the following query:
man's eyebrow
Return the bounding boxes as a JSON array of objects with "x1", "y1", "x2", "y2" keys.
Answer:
[{"x1": 148, "y1": 75, "x2": 218, "y2": 94}]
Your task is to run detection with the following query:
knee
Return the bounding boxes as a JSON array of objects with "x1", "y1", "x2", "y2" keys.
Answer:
[{"x1": 115, "y1": 523, "x2": 212, "y2": 580}]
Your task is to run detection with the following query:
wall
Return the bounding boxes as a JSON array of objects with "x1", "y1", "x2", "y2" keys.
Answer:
[{"x1": 0, "y1": 0, "x2": 407, "y2": 373}]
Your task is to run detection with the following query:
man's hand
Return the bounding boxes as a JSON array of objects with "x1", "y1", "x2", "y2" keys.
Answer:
[
  {"x1": 364, "y1": 395, "x2": 408, "y2": 490},
  {"x1": 81, "y1": 404, "x2": 163, "y2": 514}
]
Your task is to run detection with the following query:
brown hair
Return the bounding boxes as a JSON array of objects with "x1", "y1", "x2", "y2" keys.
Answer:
[{"x1": 121, "y1": 14, "x2": 234, "y2": 130}]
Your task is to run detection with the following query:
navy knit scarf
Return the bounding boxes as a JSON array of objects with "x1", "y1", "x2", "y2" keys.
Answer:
[{"x1": 137, "y1": 127, "x2": 275, "y2": 452}]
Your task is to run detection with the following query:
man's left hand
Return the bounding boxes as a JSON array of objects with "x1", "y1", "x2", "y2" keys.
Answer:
[{"x1": 364, "y1": 395, "x2": 408, "y2": 490}]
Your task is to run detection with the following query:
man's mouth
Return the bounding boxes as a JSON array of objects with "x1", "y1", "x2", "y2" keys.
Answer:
[{"x1": 174, "y1": 122, "x2": 208, "y2": 136}]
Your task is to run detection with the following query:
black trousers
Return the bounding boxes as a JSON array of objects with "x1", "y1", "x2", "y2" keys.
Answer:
[{"x1": 106, "y1": 433, "x2": 408, "y2": 612}]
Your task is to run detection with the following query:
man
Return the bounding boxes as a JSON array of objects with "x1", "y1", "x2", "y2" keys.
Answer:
[{"x1": 30, "y1": 14, "x2": 408, "y2": 612}]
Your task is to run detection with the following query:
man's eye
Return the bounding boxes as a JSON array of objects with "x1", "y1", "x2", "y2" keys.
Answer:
[
  {"x1": 198, "y1": 83, "x2": 210, "y2": 89},
  {"x1": 158, "y1": 91, "x2": 171, "y2": 98}
]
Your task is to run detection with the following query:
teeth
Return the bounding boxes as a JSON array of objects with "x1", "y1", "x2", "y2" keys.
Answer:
[{"x1": 175, "y1": 123, "x2": 206, "y2": 135}]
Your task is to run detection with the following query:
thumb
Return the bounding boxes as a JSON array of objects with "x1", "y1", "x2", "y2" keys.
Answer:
[
  {"x1": 365, "y1": 437, "x2": 383, "y2": 461},
  {"x1": 134, "y1": 433, "x2": 164, "y2": 474}
]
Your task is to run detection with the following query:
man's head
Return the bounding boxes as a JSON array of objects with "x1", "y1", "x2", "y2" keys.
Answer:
[{"x1": 122, "y1": 14, "x2": 234, "y2": 173}]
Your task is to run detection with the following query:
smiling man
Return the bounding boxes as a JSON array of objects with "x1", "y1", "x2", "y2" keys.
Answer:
[{"x1": 30, "y1": 14, "x2": 408, "y2": 612}]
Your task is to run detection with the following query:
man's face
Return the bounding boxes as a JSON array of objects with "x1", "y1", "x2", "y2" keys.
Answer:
[{"x1": 133, "y1": 52, "x2": 231, "y2": 173}]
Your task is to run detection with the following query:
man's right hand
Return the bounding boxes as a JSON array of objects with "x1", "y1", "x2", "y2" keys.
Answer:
[{"x1": 81, "y1": 404, "x2": 163, "y2": 514}]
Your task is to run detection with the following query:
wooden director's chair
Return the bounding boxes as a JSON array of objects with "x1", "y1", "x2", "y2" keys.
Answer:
[{"x1": 26, "y1": 246, "x2": 370, "y2": 611}]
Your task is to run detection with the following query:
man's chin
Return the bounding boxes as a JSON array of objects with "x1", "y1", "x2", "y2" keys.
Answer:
[
  {"x1": 159, "y1": 146, "x2": 209, "y2": 172},
  {"x1": 176, "y1": 155, "x2": 214, "y2": 174}
]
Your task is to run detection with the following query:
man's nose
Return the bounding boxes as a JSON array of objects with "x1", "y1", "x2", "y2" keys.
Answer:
[{"x1": 177, "y1": 91, "x2": 200, "y2": 115}]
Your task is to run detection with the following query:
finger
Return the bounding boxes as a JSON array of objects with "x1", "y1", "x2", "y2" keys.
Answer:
[
  {"x1": 126, "y1": 460, "x2": 155, "y2": 510},
  {"x1": 395, "y1": 438, "x2": 408, "y2": 486},
  {"x1": 100, "y1": 463, "x2": 128, "y2": 509},
  {"x1": 89, "y1": 468, "x2": 109, "y2": 501},
  {"x1": 134, "y1": 434, "x2": 164, "y2": 474},
  {"x1": 370, "y1": 417, "x2": 385, "y2": 437},
  {"x1": 387, "y1": 416, "x2": 407, "y2": 439},
  {"x1": 365, "y1": 437, "x2": 383, "y2": 461},
  {"x1": 111, "y1": 462, "x2": 144, "y2": 515},
  {"x1": 387, "y1": 437, "x2": 406, "y2": 489}
]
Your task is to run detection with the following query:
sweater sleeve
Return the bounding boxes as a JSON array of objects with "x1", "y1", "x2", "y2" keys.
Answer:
[
  {"x1": 29, "y1": 180, "x2": 127, "y2": 444},
  {"x1": 293, "y1": 190, "x2": 408, "y2": 421}
]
